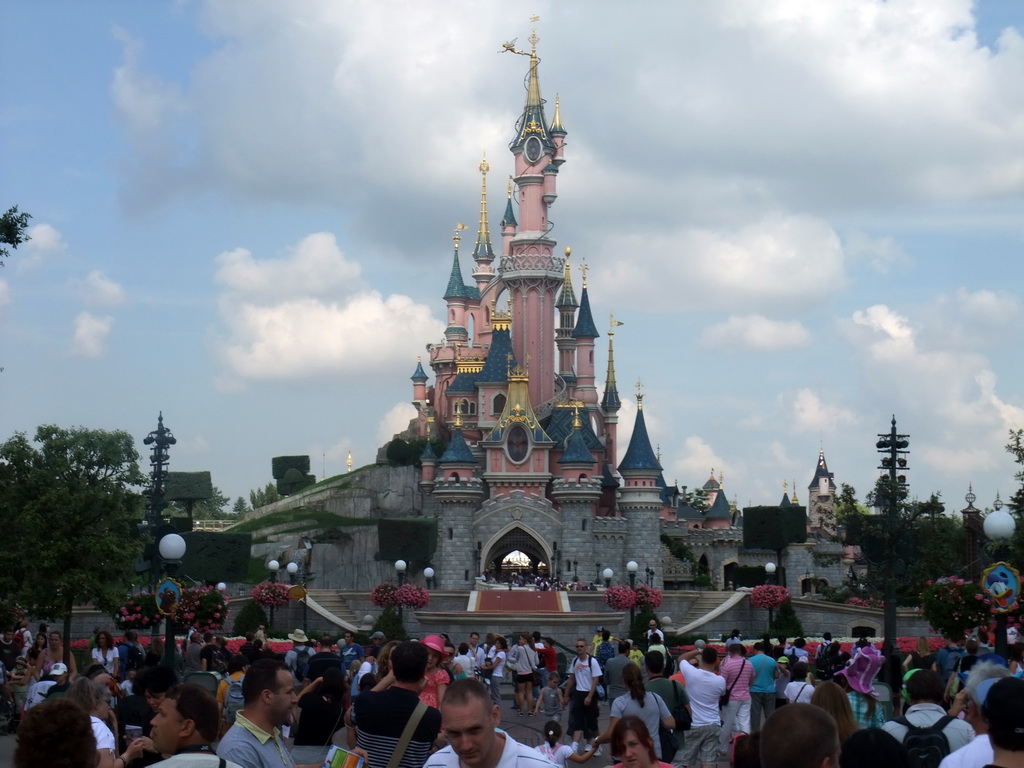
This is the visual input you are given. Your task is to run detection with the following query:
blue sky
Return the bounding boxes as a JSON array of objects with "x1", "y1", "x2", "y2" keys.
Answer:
[{"x1": 2, "y1": 0, "x2": 1023, "y2": 516}]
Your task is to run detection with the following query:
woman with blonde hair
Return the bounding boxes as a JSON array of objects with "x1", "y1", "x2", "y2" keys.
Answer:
[{"x1": 810, "y1": 681, "x2": 859, "y2": 744}]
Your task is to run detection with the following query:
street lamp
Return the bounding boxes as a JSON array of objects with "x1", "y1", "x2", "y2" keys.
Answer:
[
  {"x1": 395, "y1": 560, "x2": 407, "y2": 620},
  {"x1": 267, "y1": 560, "x2": 280, "y2": 627},
  {"x1": 603, "y1": 568, "x2": 613, "y2": 589},
  {"x1": 627, "y1": 561, "x2": 639, "y2": 626},
  {"x1": 984, "y1": 502, "x2": 1017, "y2": 658},
  {"x1": 876, "y1": 416, "x2": 910, "y2": 661},
  {"x1": 158, "y1": 533, "x2": 186, "y2": 669},
  {"x1": 286, "y1": 561, "x2": 299, "y2": 581},
  {"x1": 765, "y1": 562, "x2": 777, "y2": 630},
  {"x1": 424, "y1": 567, "x2": 435, "y2": 590},
  {"x1": 645, "y1": 567, "x2": 655, "y2": 586}
]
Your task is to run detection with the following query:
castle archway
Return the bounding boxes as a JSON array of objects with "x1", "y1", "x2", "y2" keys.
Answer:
[{"x1": 480, "y1": 525, "x2": 552, "y2": 580}]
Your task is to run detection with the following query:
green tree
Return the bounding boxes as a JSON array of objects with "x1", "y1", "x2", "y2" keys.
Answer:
[
  {"x1": 0, "y1": 425, "x2": 144, "y2": 659},
  {"x1": 249, "y1": 482, "x2": 280, "y2": 510},
  {"x1": 0, "y1": 205, "x2": 31, "y2": 262},
  {"x1": 1001, "y1": 429, "x2": 1024, "y2": 563},
  {"x1": 232, "y1": 496, "x2": 249, "y2": 516}
]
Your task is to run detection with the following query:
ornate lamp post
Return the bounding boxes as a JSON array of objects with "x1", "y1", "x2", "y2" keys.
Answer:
[
  {"x1": 267, "y1": 560, "x2": 280, "y2": 627},
  {"x1": 627, "y1": 560, "x2": 639, "y2": 626},
  {"x1": 983, "y1": 502, "x2": 1017, "y2": 659},
  {"x1": 876, "y1": 416, "x2": 909, "y2": 660},
  {"x1": 424, "y1": 567, "x2": 436, "y2": 590},
  {"x1": 603, "y1": 568, "x2": 613, "y2": 590},
  {"x1": 286, "y1": 561, "x2": 298, "y2": 581},
  {"x1": 645, "y1": 567, "x2": 655, "y2": 586},
  {"x1": 765, "y1": 561, "x2": 777, "y2": 630},
  {"x1": 158, "y1": 533, "x2": 187, "y2": 668},
  {"x1": 395, "y1": 559, "x2": 407, "y2": 621}
]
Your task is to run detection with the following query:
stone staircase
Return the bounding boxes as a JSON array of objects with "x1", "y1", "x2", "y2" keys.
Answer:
[
  {"x1": 304, "y1": 590, "x2": 361, "y2": 630},
  {"x1": 676, "y1": 590, "x2": 748, "y2": 635}
]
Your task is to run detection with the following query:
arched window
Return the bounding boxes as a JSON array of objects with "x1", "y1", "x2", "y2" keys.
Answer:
[
  {"x1": 493, "y1": 393, "x2": 507, "y2": 414},
  {"x1": 578, "y1": 473, "x2": 587, "y2": 482},
  {"x1": 451, "y1": 472, "x2": 460, "y2": 482},
  {"x1": 467, "y1": 313, "x2": 475, "y2": 346}
]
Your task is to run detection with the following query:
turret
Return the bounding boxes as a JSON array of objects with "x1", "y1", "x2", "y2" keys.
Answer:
[
  {"x1": 558, "y1": 407, "x2": 596, "y2": 480},
  {"x1": 500, "y1": 177, "x2": 517, "y2": 258},
  {"x1": 549, "y1": 94, "x2": 567, "y2": 166},
  {"x1": 601, "y1": 314, "x2": 622, "y2": 460},
  {"x1": 471, "y1": 155, "x2": 497, "y2": 286},
  {"x1": 572, "y1": 265, "x2": 599, "y2": 407},
  {"x1": 411, "y1": 356, "x2": 429, "y2": 413},
  {"x1": 443, "y1": 226, "x2": 477, "y2": 345},
  {"x1": 555, "y1": 248, "x2": 578, "y2": 378}
]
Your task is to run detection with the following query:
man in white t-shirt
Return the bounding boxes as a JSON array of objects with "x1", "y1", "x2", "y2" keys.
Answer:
[
  {"x1": 939, "y1": 661, "x2": 1009, "y2": 768},
  {"x1": 566, "y1": 638, "x2": 602, "y2": 755},
  {"x1": 423, "y1": 679, "x2": 555, "y2": 768},
  {"x1": 678, "y1": 647, "x2": 726, "y2": 768}
]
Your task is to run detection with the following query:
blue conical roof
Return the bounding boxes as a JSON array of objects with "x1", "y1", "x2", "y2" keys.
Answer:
[
  {"x1": 411, "y1": 360, "x2": 428, "y2": 382},
  {"x1": 705, "y1": 491, "x2": 732, "y2": 520},
  {"x1": 476, "y1": 325, "x2": 516, "y2": 383},
  {"x1": 439, "y1": 429, "x2": 476, "y2": 464},
  {"x1": 558, "y1": 425, "x2": 596, "y2": 465},
  {"x1": 443, "y1": 250, "x2": 480, "y2": 301},
  {"x1": 618, "y1": 404, "x2": 661, "y2": 472},
  {"x1": 501, "y1": 194, "x2": 517, "y2": 229},
  {"x1": 420, "y1": 442, "x2": 437, "y2": 461},
  {"x1": 572, "y1": 286, "x2": 599, "y2": 339}
]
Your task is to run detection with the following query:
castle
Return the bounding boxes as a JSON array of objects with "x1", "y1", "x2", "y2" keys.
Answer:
[{"x1": 407, "y1": 31, "x2": 842, "y2": 593}]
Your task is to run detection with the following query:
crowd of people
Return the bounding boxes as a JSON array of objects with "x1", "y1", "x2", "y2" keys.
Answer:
[{"x1": 5, "y1": 621, "x2": 1024, "y2": 768}]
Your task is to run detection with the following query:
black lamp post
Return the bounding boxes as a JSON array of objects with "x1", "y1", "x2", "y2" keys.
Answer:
[
  {"x1": 627, "y1": 560, "x2": 639, "y2": 626},
  {"x1": 158, "y1": 533, "x2": 186, "y2": 669},
  {"x1": 424, "y1": 567, "x2": 435, "y2": 590},
  {"x1": 645, "y1": 567, "x2": 655, "y2": 586},
  {"x1": 267, "y1": 560, "x2": 280, "y2": 628},
  {"x1": 876, "y1": 416, "x2": 909, "y2": 660},
  {"x1": 765, "y1": 561, "x2": 777, "y2": 630},
  {"x1": 396, "y1": 559, "x2": 407, "y2": 621}
]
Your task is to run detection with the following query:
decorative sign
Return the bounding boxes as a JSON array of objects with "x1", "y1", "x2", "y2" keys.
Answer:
[
  {"x1": 288, "y1": 585, "x2": 307, "y2": 600},
  {"x1": 982, "y1": 561, "x2": 1021, "y2": 613},
  {"x1": 155, "y1": 577, "x2": 183, "y2": 617}
]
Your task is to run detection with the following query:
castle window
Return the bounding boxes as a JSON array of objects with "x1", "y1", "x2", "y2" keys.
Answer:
[
  {"x1": 448, "y1": 528, "x2": 453, "y2": 540},
  {"x1": 578, "y1": 473, "x2": 587, "y2": 482},
  {"x1": 581, "y1": 519, "x2": 587, "y2": 531},
  {"x1": 493, "y1": 393, "x2": 507, "y2": 415},
  {"x1": 451, "y1": 472, "x2": 460, "y2": 482}
]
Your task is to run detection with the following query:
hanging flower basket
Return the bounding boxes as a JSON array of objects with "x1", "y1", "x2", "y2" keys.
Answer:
[
  {"x1": 371, "y1": 582, "x2": 400, "y2": 608},
  {"x1": 395, "y1": 584, "x2": 430, "y2": 609},
  {"x1": 252, "y1": 581, "x2": 290, "y2": 608},
  {"x1": 751, "y1": 584, "x2": 791, "y2": 610},
  {"x1": 115, "y1": 593, "x2": 163, "y2": 630},
  {"x1": 605, "y1": 585, "x2": 638, "y2": 611},
  {"x1": 921, "y1": 576, "x2": 995, "y2": 639},
  {"x1": 177, "y1": 585, "x2": 230, "y2": 633},
  {"x1": 634, "y1": 584, "x2": 664, "y2": 610}
]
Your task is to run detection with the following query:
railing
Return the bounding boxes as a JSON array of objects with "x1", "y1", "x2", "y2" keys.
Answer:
[{"x1": 192, "y1": 520, "x2": 235, "y2": 532}]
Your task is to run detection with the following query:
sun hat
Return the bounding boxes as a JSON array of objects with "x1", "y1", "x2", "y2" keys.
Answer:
[
  {"x1": 838, "y1": 646, "x2": 883, "y2": 696},
  {"x1": 287, "y1": 629, "x2": 309, "y2": 643},
  {"x1": 421, "y1": 634, "x2": 449, "y2": 657},
  {"x1": 776, "y1": 655, "x2": 789, "y2": 665}
]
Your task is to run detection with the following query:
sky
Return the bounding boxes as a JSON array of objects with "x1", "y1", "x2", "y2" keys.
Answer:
[{"x1": 2, "y1": 0, "x2": 1024, "y2": 516}]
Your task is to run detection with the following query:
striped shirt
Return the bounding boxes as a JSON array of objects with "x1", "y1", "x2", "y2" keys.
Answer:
[{"x1": 353, "y1": 687, "x2": 442, "y2": 768}]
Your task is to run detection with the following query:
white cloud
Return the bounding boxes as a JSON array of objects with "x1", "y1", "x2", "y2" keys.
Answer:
[
  {"x1": 595, "y1": 215, "x2": 846, "y2": 313},
  {"x1": 919, "y1": 288, "x2": 1023, "y2": 350},
  {"x1": 78, "y1": 270, "x2": 126, "y2": 307},
  {"x1": 71, "y1": 312, "x2": 113, "y2": 358},
  {"x1": 16, "y1": 224, "x2": 67, "y2": 271},
  {"x1": 377, "y1": 402, "x2": 418, "y2": 445},
  {"x1": 701, "y1": 314, "x2": 811, "y2": 350},
  {"x1": 0, "y1": 279, "x2": 9, "y2": 311},
  {"x1": 667, "y1": 437, "x2": 730, "y2": 489},
  {"x1": 843, "y1": 231, "x2": 910, "y2": 274},
  {"x1": 788, "y1": 388, "x2": 858, "y2": 432},
  {"x1": 213, "y1": 233, "x2": 444, "y2": 384}
]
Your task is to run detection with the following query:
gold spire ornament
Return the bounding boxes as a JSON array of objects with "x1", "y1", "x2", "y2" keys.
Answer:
[
  {"x1": 453, "y1": 222, "x2": 468, "y2": 250},
  {"x1": 635, "y1": 379, "x2": 644, "y2": 409},
  {"x1": 347, "y1": 450, "x2": 353, "y2": 473},
  {"x1": 580, "y1": 259, "x2": 589, "y2": 288}
]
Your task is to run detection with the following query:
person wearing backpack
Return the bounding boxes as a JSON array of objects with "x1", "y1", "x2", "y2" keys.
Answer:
[
  {"x1": 285, "y1": 629, "x2": 313, "y2": 683},
  {"x1": 936, "y1": 636, "x2": 966, "y2": 688},
  {"x1": 217, "y1": 653, "x2": 249, "y2": 730},
  {"x1": 881, "y1": 669, "x2": 974, "y2": 768}
]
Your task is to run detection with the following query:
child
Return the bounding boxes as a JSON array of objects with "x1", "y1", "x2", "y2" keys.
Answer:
[
  {"x1": 534, "y1": 671, "x2": 564, "y2": 718},
  {"x1": 535, "y1": 720, "x2": 596, "y2": 767},
  {"x1": 628, "y1": 640, "x2": 645, "y2": 668}
]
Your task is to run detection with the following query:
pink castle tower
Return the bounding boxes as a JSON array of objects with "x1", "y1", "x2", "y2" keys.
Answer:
[{"x1": 501, "y1": 30, "x2": 565, "y2": 408}]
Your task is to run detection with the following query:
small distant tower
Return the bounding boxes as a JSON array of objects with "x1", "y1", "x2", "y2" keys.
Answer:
[{"x1": 807, "y1": 450, "x2": 837, "y2": 531}]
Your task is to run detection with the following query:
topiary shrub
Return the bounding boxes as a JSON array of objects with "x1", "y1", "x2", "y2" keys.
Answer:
[
  {"x1": 372, "y1": 607, "x2": 408, "y2": 642},
  {"x1": 770, "y1": 599, "x2": 804, "y2": 637},
  {"x1": 233, "y1": 600, "x2": 268, "y2": 636}
]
